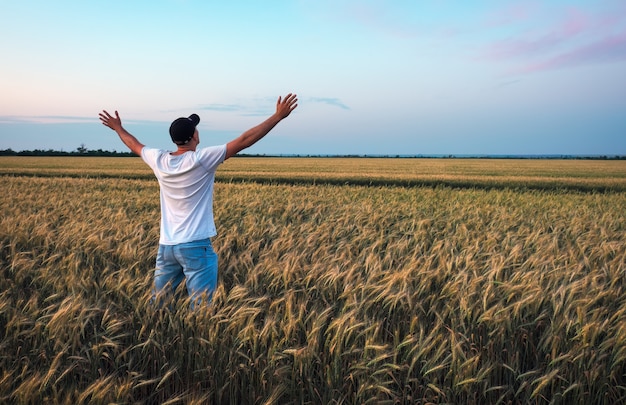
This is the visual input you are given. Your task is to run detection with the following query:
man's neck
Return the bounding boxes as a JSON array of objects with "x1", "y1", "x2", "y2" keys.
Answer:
[{"x1": 171, "y1": 144, "x2": 197, "y2": 155}]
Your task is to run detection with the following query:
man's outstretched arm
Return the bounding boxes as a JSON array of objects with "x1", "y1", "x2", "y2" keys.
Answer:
[
  {"x1": 225, "y1": 93, "x2": 298, "y2": 159},
  {"x1": 99, "y1": 110, "x2": 145, "y2": 156}
]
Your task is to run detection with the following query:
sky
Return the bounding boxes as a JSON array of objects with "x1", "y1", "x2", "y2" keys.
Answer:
[{"x1": 1, "y1": 0, "x2": 625, "y2": 156}]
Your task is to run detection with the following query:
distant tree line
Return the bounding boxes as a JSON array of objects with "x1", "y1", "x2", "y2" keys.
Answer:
[
  {"x1": 0, "y1": 148, "x2": 624, "y2": 160},
  {"x1": 0, "y1": 145, "x2": 135, "y2": 157},
  {"x1": 237, "y1": 153, "x2": 626, "y2": 160}
]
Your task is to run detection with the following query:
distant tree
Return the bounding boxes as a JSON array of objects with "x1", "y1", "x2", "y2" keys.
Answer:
[{"x1": 76, "y1": 144, "x2": 88, "y2": 154}]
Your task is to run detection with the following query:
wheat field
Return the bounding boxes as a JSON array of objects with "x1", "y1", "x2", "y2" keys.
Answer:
[{"x1": 1, "y1": 157, "x2": 625, "y2": 404}]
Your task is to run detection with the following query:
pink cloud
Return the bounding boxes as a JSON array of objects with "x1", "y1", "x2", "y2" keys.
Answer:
[
  {"x1": 513, "y1": 31, "x2": 626, "y2": 74},
  {"x1": 482, "y1": 7, "x2": 592, "y2": 60},
  {"x1": 557, "y1": 8, "x2": 589, "y2": 36},
  {"x1": 479, "y1": 3, "x2": 626, "y2": 75}
]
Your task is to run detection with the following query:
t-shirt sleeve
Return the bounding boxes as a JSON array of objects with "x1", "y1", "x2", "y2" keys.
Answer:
[
  {"x1": 141, "y1": 147, "x2": 161, "y2": 171},
  {"x1": 198, "y1": 145, "x2": 227, "y2": 171}
]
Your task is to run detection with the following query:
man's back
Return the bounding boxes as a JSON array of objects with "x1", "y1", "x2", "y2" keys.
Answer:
[{"x1": 141, "y1": 146, "x2": 226, "y2": 245}]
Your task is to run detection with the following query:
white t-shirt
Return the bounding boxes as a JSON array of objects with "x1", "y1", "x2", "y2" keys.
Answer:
[{"x1": 141, "y1": 145, "x2": 227, "y2": 245}]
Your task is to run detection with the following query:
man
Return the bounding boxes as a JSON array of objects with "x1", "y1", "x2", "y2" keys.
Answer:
[{"x1": 99, "y1": 93, "x2": 298, "y2": 306}]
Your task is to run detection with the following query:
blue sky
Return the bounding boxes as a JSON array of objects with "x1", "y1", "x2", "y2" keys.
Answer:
[{"x1": 1, "y1": 0, "x2": 625, "y2": 155}]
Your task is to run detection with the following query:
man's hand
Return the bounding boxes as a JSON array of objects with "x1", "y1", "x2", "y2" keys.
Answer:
[
  {"x1": 225, "y1": 92, "x2": 298, "y2": 159},
  {"x1": 99, "y1": 110, "x2": 123, "y2": 131},
  {"x1": 98, "y1": 109, "x2": 145, "y2": 156},
  {"x1": 275, "y1": 93, "x2": 298, "y2": 120}
]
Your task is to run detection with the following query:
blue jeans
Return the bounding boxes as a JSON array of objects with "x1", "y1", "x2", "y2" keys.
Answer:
[{"x1": 154, "y1": 238, "x2": 218, "y2": 307}]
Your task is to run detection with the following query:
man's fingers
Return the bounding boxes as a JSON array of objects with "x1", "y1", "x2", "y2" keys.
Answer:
[
  {"x1": 278, "y1": 94, "x2": 297, "y2": 103},
  {"x1": 286, "y1": 94, "x2": 298, "y2": 110},
  {"x1": 98, "y1": 110, "x2": 120, "y2": 129},
  {"x1": 279, "y1": 93, "x2": 298, "y2": 106}
]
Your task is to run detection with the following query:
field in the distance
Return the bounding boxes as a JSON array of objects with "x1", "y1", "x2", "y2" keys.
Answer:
[
  {"x1": 1, "y1": 157, "x2": 625, "y2": 404},
  {"x1": 1, "y1": 156, "x2": 625, "y2": 190}
]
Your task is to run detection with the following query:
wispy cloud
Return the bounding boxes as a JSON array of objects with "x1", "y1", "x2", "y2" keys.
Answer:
[
  {"x1": 479, "y1": 3, "x2": 626, "y2": 75},
  {"x1": 494, "y1": 79, "x2": 522, "y2": 89},
  {"x1": 514, "y1": 31, "x2": 626, "y2": 74},
  {"x1": 0, "y1": 115, "x2": 96, "y2": 124},
  {"x1": 194, "y1": 97, "x2": 351, "y2": 116},
  {"x1": 195, "y1": 100, "x2": 274, "y2": 117},
  {"x1": 198, "y1": 103, "x2": 245, "y2": 112},
  {"x1": 309, "y1": 97, "x2": 350, "y2": 110},
  {"x1": 482, "y1": 9, "x2": 589, "y2": 60}
]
